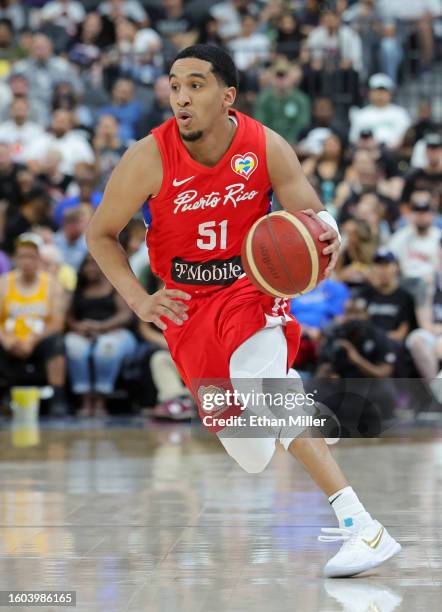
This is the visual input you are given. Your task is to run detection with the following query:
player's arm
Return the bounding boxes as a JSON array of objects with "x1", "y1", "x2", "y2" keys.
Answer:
[
  {"x1": 86, "y1": 136, "x2": 190, "y2": 331},
  {"x1": 265, "y1": 127, "x2": 341, "y2": 276}
]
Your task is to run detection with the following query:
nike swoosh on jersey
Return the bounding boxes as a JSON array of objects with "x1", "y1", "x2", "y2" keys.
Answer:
[
  {"x1": 173, "y1": 176, "x2": 195, "y2": 187},
  {"x1": 362, "y1": 526, "x2": 384, "y2": 549}
]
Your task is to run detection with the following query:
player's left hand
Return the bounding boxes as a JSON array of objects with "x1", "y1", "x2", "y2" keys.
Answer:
[{"x1": 302, "y1": 209, "x2": 340, "y2": 278}]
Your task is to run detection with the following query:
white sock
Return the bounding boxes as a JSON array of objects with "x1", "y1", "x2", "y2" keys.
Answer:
[{"x1": 329, "y1": 486, "x2": 372, "y2": 529}]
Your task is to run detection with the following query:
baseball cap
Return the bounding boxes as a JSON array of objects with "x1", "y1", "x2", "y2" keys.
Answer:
[
  {"x1": 14, "y1": 232, "x2": 44, "y2": 252},
  {"x1": 424, "y1": 133, "x2": 442, "y2": 148},
  {"x1": 369, "y1": 73, "x2": 395, "y2": 91},
  {"x1": 373, "y1": 248, "x2": 397, "y2": 264}
]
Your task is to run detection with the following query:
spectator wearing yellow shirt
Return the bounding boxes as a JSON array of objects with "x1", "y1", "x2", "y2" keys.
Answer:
[{"x1": 0, "y1": 233, "x2": 67, "y2": 416}]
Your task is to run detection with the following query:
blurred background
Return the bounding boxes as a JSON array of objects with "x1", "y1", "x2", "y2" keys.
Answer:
[{"x1": 0, "y1": 0, "x2": 441, "y2": 425}]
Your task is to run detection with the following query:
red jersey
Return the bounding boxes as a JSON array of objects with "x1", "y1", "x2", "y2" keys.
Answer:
[{"x1": 144, "y1": 110, "x2": 272, "y2": 295}]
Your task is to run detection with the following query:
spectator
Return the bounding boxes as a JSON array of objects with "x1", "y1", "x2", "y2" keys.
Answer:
[
  {"x1": 0, "y1": 18, "x2": 26, "y2": 77},
  {"x1": 316, "y1": 297, "x2": 397, "y2": 428},
  {"x1": 0, "y1": 232, "x2": 67, "y2": 415},
  {"x1": 54, "y1": 166, "x2": 102, "y2": 226},
  {"x1": 377, "y1": 0, "x2": 440, "y2": 71},
  {"x1": 302, "y1": 133, "x2": 346, "y2": 212},
  {"x1": 97, "y1": 78, "x2": 143, "y2": 144},
  {"x1": 349, "y1": 74, "x2": 411, "y2": 148},
  {"x1": 93, "y1": 114, "x2": 127, "y2": 190},
  {"x1": 407, "y1": 239, "x2": 442, "y2": 385},
  {"x1": 36, "y1": 149, "x2": 73, "y2": 202},
  {"x1": 289, "y1": 276, "x2": 350, "y2": 373},
  {"x1": 297, "y1": 97, "x2": 346, "y2": 156},
  {"x1": 273, "y1": 11, "x2": 303, "y2": 61},
  {"x1": 65, "y1": 254, "x2": 137, "y2": 417},
  {"x1": 342, "y1": 0, "x2": 380, "y2": 77},
  {"x1": 335, "y1": 217, "x2": 377, "y2": 289},
  {"x1": 23, "y1": 109, "x2": 95, "y2": 176},
  {"x1": 68, "y1": 12, "x2": 107, "y2": 70},
  {"x1": 354, "y1": 191, "x2": 391, "y2": 246},
  {"x1": 101, "y1": 17, "x2": 161, "y2": 89},
  {"x1": 378, "y1": 22, "x2": 404, "y2": 85},
  {"x1": 195, "y1": 16, "x2": 226, "y2": 48},
  {"x1": 359, "y1": 249, "x2": 416, "y2": 342},
  {"x1": 335, "y1": 150, "x2": 398, "y2": 213},
  {"x1": 403, "y1": 99, "x2": 440, "y2": 153},
  {"x1": 254, "y1": 58, "x2": 310, "y2": 145},
  {"x1": 317, "y1": 296, "x2": 397, "y2": 379},
  {"x1": 0, "y1": 98, "x2": 44, "y2": 163},
  {"x1": 2, "y1": 187, "x2": 54, "y2": 254},
  {"x1": 0, "y1": 141, "x2": 23, "y2": 209},
  {"x1": 53, "y1": 207, "x2": 89, "y2": 271},
  {"x1": 12, "y1": 33, "x2": 83, "y2": 123},
  {"x1": 298, "y1": 0, "x2": 322, "y2": 38},
  {"x1": 389, "y1": 193, "x2": 441, "y2": 287},
  {"x1": 404, "y1": 134, "x2": 442, "y2": 212},
  {"x1": 40, "y1": 242, "x2": 77, "y2": 294},
  {"x1": 228, "y1": 12, "x2": 270, "y2": 78},
  {"x1": 0, "y1": 1, "x2": 26, "y2": 32},
  {"x1": 1, "y1": 73, "x2": 46, "y2": 125},
  {"x1": 135, "y1": 76, "x2": 173, "y2": 139},
  {"x1": 306, "y1": 6, "x2": 363, "y2": 72}
]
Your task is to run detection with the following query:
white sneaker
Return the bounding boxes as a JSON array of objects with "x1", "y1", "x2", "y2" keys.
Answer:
[
  {"x1": 324, "y1": 579, "x2": 402, "y2": 612},
  {"x1": 319, "y1": 520, "x2": 401, "y2": 578}
]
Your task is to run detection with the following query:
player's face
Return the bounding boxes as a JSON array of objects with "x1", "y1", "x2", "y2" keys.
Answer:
[{"x1": 169, "y1": 58, "x2": 236, "y2": 142}]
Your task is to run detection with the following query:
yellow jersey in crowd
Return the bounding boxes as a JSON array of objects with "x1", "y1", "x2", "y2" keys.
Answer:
[{"x1": 0, "y1": 271, "x2": 51, "y2": 340}]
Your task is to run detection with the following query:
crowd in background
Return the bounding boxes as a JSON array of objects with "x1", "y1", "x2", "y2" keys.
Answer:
[{"x1": 0, "y1": 0, "x2": 441, "y2": 420}]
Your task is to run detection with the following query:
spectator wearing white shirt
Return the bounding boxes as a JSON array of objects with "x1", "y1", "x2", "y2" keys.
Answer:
[
  {"x1": 349, "y1": 73, "x2": 411, "y2": 149},
  {"x1": 389, "y1": 193, "x2": 441, "y2": 286},
  {"x1": 23, "y1": 109, "x2": 95, "y2": 176},
  {"x1": 306, "y1": 7, "x2": 363, "y2": 72},
  {"x1": 12, "y1": 34, "x2": 83, "y2": 124},
  {"x1": 228, "y1": 13, "x2": 270, "y2": 72},
  {"x1": 0, "y1": 98, "x2": 43, "y2": 163}
]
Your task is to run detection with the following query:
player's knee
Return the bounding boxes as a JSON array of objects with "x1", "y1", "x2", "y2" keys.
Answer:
[
  {"x1": 237, "y1": 452, "x2": 274, "y2": 474},
  {"x1": 220, "y1": 437, "x2": 276, "y2": 474}
]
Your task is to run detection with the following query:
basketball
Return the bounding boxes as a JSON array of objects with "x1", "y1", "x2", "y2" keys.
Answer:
[{"x1": 241, "y1": 211, "x2": 331, "y2": 298}]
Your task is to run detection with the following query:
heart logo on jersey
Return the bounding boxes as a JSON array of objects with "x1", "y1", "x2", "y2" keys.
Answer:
[{"x1": 231, "y1": 152, "x2": 258, "y2": 180}]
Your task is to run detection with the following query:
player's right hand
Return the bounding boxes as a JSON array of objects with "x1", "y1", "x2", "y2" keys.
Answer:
[{"x1": 136, "y1": 289, "x2": 191, "y2": 331}]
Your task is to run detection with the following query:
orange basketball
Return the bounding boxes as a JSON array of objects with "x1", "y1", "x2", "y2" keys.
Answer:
[{"x1": 241, "y1": 210, "x2": 331, "y2": 298}]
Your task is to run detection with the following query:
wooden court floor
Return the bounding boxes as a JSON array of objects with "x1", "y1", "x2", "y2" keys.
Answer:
[{"x1": 0, "y1": 421, "x2": 440, "y2": 612}]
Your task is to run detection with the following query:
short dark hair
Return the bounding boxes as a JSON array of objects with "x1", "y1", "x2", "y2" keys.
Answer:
[
  {"x1": 20, "y1": 187, "x2": 48, "y2": 207},
  {"x1": 171, "y1": 44, "x2": 238, "y2": 89}
]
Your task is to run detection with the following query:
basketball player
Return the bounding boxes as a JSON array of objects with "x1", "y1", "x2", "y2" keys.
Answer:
[{"x1": 86, "y1": 45, "x2": 401, "y2": 577}]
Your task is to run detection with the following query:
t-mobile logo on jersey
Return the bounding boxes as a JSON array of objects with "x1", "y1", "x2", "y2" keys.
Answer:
[
  {"x1": 172, "y1": 256, "x2": 243, "y2": 285},
  {"x1": 173, "y1": 183, "x2": 259, "y2": 215}
]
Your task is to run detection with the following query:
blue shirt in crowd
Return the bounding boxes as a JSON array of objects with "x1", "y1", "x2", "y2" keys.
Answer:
[
  {"x1": 97, "y1": 102, "x2": 143, "y2": 143},
  {"x1": 290, "y1": 279, "x2": 350, "y2": 329},
  {"x1": 54, "y1": 191, "x2": 103, "y2": 227}
]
